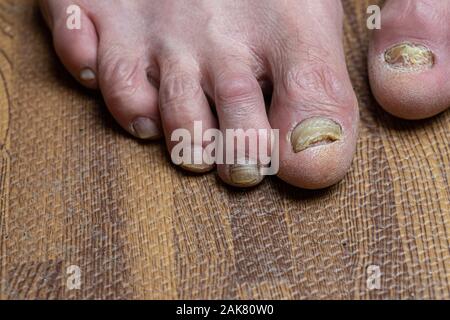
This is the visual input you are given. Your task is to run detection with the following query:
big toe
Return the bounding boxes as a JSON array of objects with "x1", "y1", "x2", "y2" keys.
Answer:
[
  {"x1": 369, "y1": 0, "x2": 450, "y2": 120},
  {"x1": 268, "y1": 2, "x2": 359, "y2": 189}
]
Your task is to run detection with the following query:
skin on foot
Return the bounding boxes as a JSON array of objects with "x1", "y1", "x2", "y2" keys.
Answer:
[
  {"x1": 41, "y1": 0, "x2": 359, "y2": 189},
  {"x1": 369, "y1": 0, "x2": 450, "y2": 120}
]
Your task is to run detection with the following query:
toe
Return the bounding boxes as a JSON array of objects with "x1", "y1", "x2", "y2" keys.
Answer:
[
  {"x1": 41, "y1": 0, "x2": 99, "y2": 89},
  {"x1": 158, "y1": 52, "x2": 217, "y2": 173},
  {"x1": 268, "y1": 20, "x2": 358, "y2": 189},
  {"x1": 369, "y1": 0, "x2": 450, "y2": 119},
  {"x1": 211, "y1": 58, "x2": 272, "y2": 188},
  {"x1": 98, "y1": 41, "x2": 161, "y2": 140}
]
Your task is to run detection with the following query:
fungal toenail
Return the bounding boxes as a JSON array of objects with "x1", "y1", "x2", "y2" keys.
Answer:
[
  {"x1": 384, "y1": 42, "x2": 434, "y2": 70},
  {"x1": 291, "y1": 117, "x2": 342, "y2": 153},
  {"x1": 80, "y1": 68, "x2": 96, "y2": 81},
  {"x1": 131, "y1": 117, "x2": 160, "y2": 140},
  {"x1": 180, "y1": 145, "x2": 214, "y2": 173},
  {"x1": 230, "y1": 162, "x2": 262, "y2": 187}
]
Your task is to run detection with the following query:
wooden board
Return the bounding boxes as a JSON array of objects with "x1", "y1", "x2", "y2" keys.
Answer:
[{"x1": 0, "y1": 0, "x2": 449, "y2": 299}]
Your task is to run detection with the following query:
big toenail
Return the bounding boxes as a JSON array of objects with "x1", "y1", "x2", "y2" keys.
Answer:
[
  {"x1": 131, "y1": 117, "x2": 160, "y2": 140},
  {"x1": 80, "y1": 68, "x2": 96, "y2": 81},
  {"x1": 230, "y1": 162, "x2": 262, "y2": 187},
  {"x1": 384, "y1": 42, "x2": 434, "y2": 70},
  {"x1": 291, "y1": 117, "x2": 342, "y2": 153},
  {"x1": 180, "y1": 145, "x2": 214, "y2": 173}
]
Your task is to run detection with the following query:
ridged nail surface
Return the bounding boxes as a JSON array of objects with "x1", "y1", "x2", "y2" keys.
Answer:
[
  {"x1": 230, "y1": 163, "x2": 262, "y2": 187},
  {"x1": 291, "y1": 117, "x2": 342, "y2": 153},
  {"x1": 384, "y1": 42, "x2": 434, "y2": 70},
  {"x1": 180, "y1": 145, "x2": 214, "y2": 173},
  {"x1": 131, "y1": 117, "x2": 160, "y2": 139}
]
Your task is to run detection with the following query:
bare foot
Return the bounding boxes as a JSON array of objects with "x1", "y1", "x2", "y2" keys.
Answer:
[
  {"x1": 369, "y1": 0, "x2": 450, "y2": 119},
  {"x1": 40, "y1": 0, "x2": 359, "y2": 189}
]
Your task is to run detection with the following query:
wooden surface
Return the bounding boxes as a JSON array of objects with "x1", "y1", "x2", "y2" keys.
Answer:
[{"x1": 0, "y1": 0, "x2": 449, "y2": 300}]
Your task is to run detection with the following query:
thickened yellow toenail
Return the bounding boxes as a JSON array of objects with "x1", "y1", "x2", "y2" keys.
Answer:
[
  {"x1": 230, "y1": 163, "x2": 262, "y2": 187},
  {"x1": 180, "y1": 145, "x2": 214, "y2": 173},
  {"x1": 384, "y1": 42, "x2": 434, "y2": 70},
  {"x1": 291, "y1": 117, "x2": 342, "y2": 153}
]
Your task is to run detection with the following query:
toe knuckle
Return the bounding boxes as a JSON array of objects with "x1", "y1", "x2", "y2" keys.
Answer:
[
  {"x1": 101, "y1": 57, "x2": 142, "y2": 103},
  {"x1": 283, "y1": 64, "x2": 354, "y2": 111},
  {"x1": 284, "y1": 64, "x2": 337, "y2": 97},
  {"x1": 216, "y1": 74, "x2": 257, "y2": 105},
  {"x1": 160, "y1": 72, "x2": 201, "y2": 106}
]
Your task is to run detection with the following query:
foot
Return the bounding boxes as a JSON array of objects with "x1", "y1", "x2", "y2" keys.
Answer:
[
  {"x1": 40, "y1": 0, "x2": 359, "y2": 189},
  {"x1": 369, "y1": 0, "x2": 450, "y2": 119}
]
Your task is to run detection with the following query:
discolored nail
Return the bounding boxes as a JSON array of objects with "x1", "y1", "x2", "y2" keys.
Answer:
[
  {"x1": 384, "y1": 42, "x2": 434, "y2": 70},
  {"x1": 291, "y1": 117, "x2": 342, "y2": 153},
  {"x1": 80, "y1": 68, "x2": 96, "y2": 81},
  {"x1": 230, "y1": 162, "x2": 262, "y2": 187},
  {"x1": 131, "y1": 117, "x2": 161, "y2": 140},
  {"x1": 180, "y1": 145, "x2": 214, "y2": 173}
]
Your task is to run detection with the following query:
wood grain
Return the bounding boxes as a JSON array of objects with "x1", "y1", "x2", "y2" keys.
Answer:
[
  {"x1": 0, "y1": 0, "x2": 12, "y2": 301},
  {"x1": 0, "y1": 0, "x2": 449, "y2": 299}
]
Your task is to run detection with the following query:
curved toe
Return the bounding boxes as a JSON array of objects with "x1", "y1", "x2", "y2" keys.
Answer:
[
  {"x1": 157, "y1": 52, "x2": 218, "y2": 173},
  {"x1": 212, "y1": 60, "x2": 272, "y2": 188},
  {"x1": 43, "y1": 0, "x2": 99, "y2": 89},
  {"x1": 97, "y1": 40, "x2": 161, "y2": 140}
]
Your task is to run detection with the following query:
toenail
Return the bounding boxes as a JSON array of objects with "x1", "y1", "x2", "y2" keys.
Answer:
[
  {"x1": 230, "y1": 162, "x2": 262, "y2": 187},
  {"x1": 291, "y1": 117, "x2": 342, "y2": 153},
  {"x1": 384, "y1": 42, "x2": 434, "y2": 70},
  {"x1": 180, "y1": 145, "x2": 214, "y2": 173},
  {"x1": 131, "y1": 117, "x2": 161, "y2": 140},
  {"x1": 80, "y1": 68, "x2": 96, "y2": 81}
]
